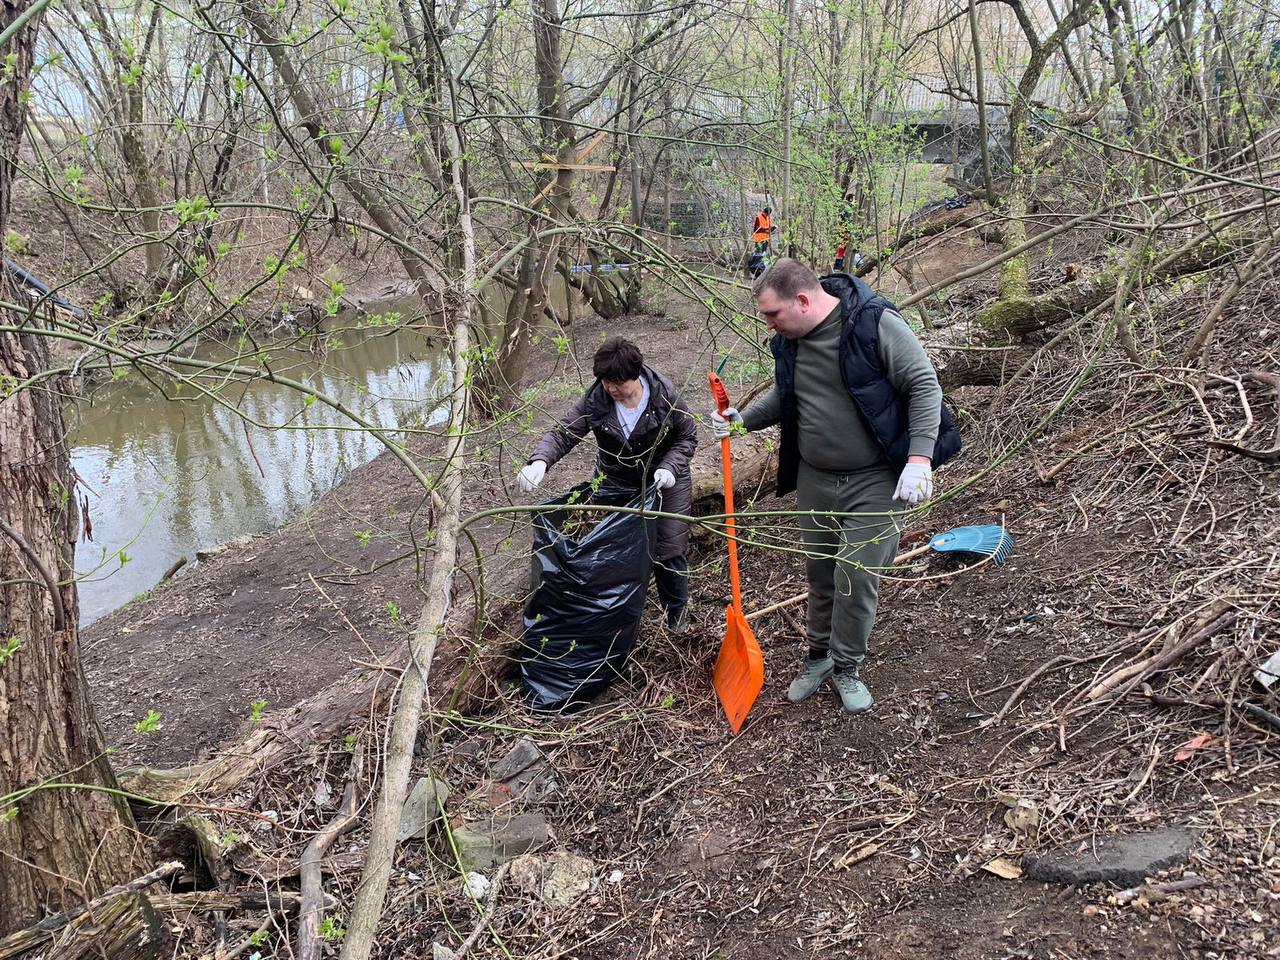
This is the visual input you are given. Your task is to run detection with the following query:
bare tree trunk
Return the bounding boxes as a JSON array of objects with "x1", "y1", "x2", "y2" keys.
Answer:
[
  {"x1": 477, "y1": 0, "x2": 577, "y2": 409},
  {"x1": 338, "y1": 57, "x2": 478, "y2": 960},
  {"x1": 0, "y1": 1, "x2": 145, "y2": 935},
  {"x1": 997, "y1": 0, "x2": 1095, "y2": 302},
  {"x1": 967, "y1": 0, "x2": 995, "y2": 203},
  {"x1": 780, "y1": 0, "x2": 795, "y2": 254},
  {"x1": 626, "y1": 33, "x2": 647, "y2": 310}
]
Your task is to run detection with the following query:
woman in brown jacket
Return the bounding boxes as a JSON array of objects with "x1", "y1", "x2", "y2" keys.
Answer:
[{"x1": 517, "y1": 337, "x2": 698, "y2": 632}]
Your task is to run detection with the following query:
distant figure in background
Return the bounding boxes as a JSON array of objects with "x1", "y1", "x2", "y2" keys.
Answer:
[
  {"x1": 517, "y1": 337, "x2": 698, "y2": 633},
  {"x1": 833, "y1": 192, "x2": 859, "y2": 271},
  {"x1": 752, "y1": 206, "x2": 776, "y2": 255},
  {"x1": 834, "y1": 247, "x2": 864, "y2": 272}
]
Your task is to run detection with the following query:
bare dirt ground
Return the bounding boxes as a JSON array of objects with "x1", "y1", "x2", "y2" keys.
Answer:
[{"x1": 81, "y1": 248, "x2": 1279, "y2": 958}]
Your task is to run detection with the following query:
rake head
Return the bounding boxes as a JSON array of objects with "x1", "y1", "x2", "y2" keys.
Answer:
[{"x1": 929, "y1": 525, "x2": 1016, "y2": 566}]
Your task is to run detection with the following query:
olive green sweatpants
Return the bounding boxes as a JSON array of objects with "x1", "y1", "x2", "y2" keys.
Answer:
[{"x1": 795, "y1": 461, "x2": 902, "y2": 668}]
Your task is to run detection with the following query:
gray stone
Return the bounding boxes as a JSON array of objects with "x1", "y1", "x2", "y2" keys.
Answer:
[
  {"x1": 508, "y1": 850, "x2": 594, "y2": 906},
  {"x1": 431, "y1": 944, "x2": 456, "y2": 960},
  {"x1": 396, "y1": 774, "x2": 450, "y2": 843},
  {"x1": 492, "y1": 738, "x2": 543, "y2": 780},
  {"x1": 489, "y1": 737, "x2": 558, "y2": 804},
  {"x1": 505, "y1": 764, "x2": 559, "y2": 804},
  {"x1": 1023, "y1": 827, "x2": 1198, "y2": 886},
  {"x1": 451, "y1": 738, "x2": 486, "y2": 760},
  {"x1": 196, "y1": 534, "x2": 255, "y2": 562},
  {"x1": 452, "y1": 812, "x2": 551, "y2": 872},
  {"x1": 541, "y1": 852, "x2": 594, "y2": 905}
]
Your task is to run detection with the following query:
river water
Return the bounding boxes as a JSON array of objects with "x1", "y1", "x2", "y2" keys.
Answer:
[{"x1": 69, "y1": 302, "x2": 449, "y2": 625}]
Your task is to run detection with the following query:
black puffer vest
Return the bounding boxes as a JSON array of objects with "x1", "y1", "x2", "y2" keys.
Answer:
[{"x1": 771, "y1": 273, "x2": 962, "y2": 496}]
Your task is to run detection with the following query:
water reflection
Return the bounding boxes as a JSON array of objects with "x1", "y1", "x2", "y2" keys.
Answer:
[{"x1": 69, "y1": 312, "x2": 448, "y2": 625}]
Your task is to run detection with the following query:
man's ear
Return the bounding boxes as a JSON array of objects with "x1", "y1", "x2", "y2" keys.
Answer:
[{"x1": 795, "y1": 291, "x2": 810, "y2": 310}]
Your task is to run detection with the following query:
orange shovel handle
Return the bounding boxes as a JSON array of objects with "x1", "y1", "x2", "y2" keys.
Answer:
[{"x1": 709, "y1": 372, "x2": 743, "y2": 617}]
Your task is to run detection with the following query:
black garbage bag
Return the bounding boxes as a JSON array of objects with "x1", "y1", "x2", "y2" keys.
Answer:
[{"x1": 520, "y1": 483, "x2": 658, "y2": 710}]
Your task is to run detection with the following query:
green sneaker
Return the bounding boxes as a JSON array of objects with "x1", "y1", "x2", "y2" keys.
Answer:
[
  {"x1": 787, "y1": 656, "x2": 834, "y2": 703},
  {"x1": 832, "y1": 669, "x2": 873, "y2": 714}
]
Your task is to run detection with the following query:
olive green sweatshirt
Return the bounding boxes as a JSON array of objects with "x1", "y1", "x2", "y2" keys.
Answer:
[{"x1": 740, "y1": 305, "x2": 942, "y2": 472}]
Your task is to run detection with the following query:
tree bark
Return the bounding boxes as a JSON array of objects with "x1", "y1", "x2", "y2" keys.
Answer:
[
  {"x1": 0, "y1": 0, "x2": 147, "y2": 936},
  {"x1": 0, "y1": 862, "x2": 181, "y2": 960}
]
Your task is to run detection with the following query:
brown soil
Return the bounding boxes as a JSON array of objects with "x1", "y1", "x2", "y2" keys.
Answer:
[{"x1": 82, "y1": 264, "x2": 1279, "y2": 958}]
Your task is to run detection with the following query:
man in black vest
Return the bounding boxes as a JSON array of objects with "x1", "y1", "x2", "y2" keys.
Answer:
[{"x1": 711, "y1": 259, "x2": 960, "y2": 714}]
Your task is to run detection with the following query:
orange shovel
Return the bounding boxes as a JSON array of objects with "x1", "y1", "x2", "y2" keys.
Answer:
[{"x1": 708, "y1": 372, "x2": 765, "y2": 734}]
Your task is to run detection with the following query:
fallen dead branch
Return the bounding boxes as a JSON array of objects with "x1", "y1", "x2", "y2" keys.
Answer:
[
  {"x1": 1085, "y1": 603, "x2": 1237, "y2": 703},
  {"x1": 0, "y1": 860, "x2": 183, "y2": 960},
  {"x1": 1207, "y1": 439, "x2": 1280, "y2": 463},
  {"x1": 1143, "y1": 690, "x2": 1280, "y2": 733},
  {"x1": 151, "y1": 890, "x2": 321, "y2": 915},
  {"x1": 297, "y1": 777, "x2": 360, "y2": 960},
  {"x1": 450, "y1": 862, "x2": 512, "y2": 960}
]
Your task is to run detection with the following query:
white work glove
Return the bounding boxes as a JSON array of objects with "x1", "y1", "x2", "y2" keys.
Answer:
[
  {"x1": 653, "y1": 468, "x2": 676, "y2": 490},
  {"x1": 517, "y1": 460, "x2": 547, "y2": 493},
  {"x1": 894, "y1": 461, "x2": 933, "y2": 506},
  {"x1": 710, "y1": 406, "x2": 742, "y2": 439}
]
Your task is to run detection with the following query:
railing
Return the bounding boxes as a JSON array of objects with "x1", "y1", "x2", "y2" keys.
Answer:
[{"x1": 894, "y1": 70, "x2": 1077, "y2": 114}]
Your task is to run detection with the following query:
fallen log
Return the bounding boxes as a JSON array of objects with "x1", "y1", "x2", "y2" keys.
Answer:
[
  {"x1": 976, "y1": 235, "x2": 1245, "y2": 339},
  {"x1": 118, "y1": 667, "x2": 399, "y2": 803},
  {"x1": 0, "y1": 862, "x2": 181, "y2": 960},
  {"x1": 689, "y1": 432, "x2": 778, "y2": 533},
  {"x1": 937, "y1": 345, "x2": 1034, "y2": 391},
  {"x1": 44, "y1": 892, "x2": 165, "y2": 960}
]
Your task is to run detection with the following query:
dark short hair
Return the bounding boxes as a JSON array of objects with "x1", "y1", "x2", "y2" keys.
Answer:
[
  {"x1": 593, "y1": 337, "x2": 644, "y2": 382},
  {"x1": 762, "y1": 206, "x2": 772, "y2": 214},
  {"x1": 753, "y1": 257, "x2": 821, "y2": 300}
]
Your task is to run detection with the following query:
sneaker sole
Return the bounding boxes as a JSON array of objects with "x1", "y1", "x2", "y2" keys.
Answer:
[{"x1": 839, "y1": 699, "x2": 874, "y2": 715}]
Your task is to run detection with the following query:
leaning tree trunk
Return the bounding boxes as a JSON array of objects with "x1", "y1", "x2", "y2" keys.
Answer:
[
  {"x1": 989, "y1": 0, "x2": 1096, "y2": 314},
  {"x1": 475, "y1": 0, "x2": 576, "y2": 411},
  {"x1": 0, "y1": 0, "x2": 145, "y2": 935}
]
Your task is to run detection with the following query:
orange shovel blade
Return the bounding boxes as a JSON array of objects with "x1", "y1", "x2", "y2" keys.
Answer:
[{"x1": 713, "y1": 605, "x2": 765, "y2": 734}]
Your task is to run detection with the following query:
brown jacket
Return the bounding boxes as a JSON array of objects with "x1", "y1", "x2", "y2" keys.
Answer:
[{"x1": 529, "y1": 366, "x2": 697, "y2": 560}]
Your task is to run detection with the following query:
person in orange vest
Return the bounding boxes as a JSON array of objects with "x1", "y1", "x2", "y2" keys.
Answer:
[{"x1": 752, "y1": 206, "x2": 775, "y2": 254}]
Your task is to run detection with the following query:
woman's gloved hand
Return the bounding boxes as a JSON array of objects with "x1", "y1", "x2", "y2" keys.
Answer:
[{"x1": 517, "y1": 460, "x2": 547, "y2": 493}]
